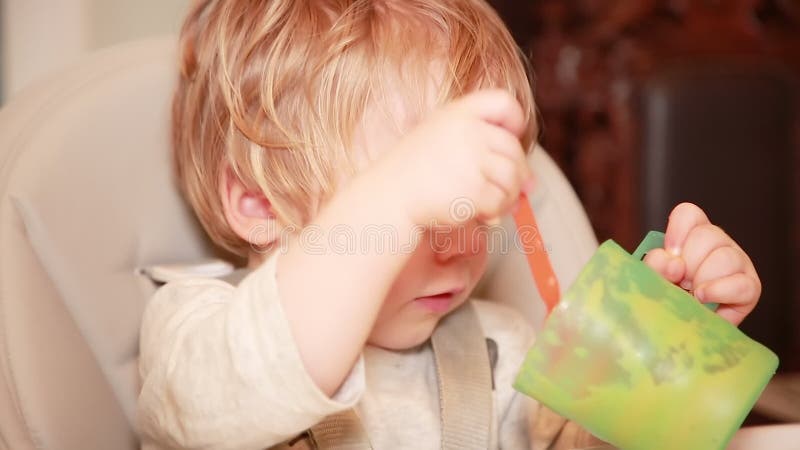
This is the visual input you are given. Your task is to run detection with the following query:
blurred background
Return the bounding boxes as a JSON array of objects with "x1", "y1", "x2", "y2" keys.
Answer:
[
  {"x1": 1, "y1": 0, "x2": 797, "y2": 377},
  {"x1": 491, "y1": 0, "x2": 800, "y2": 379},
  {"x1": 0, "y1": 0, "x2": 190, "y2": 102}
]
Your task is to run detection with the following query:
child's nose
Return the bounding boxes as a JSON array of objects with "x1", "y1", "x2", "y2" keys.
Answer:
[{"x1": 431, "y1": 222, "x2": 486, "y2": 263}]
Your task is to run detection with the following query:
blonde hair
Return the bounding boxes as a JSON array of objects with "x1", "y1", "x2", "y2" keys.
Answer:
[{"x1": 173, "y1": 0, "x2": 538, "y2": 256}]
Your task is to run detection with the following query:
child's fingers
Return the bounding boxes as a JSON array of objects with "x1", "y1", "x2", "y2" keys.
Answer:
[
  {"x1": 478, "y1": 123, "x2": 532, "y2": 208},
  {"x1": 481, "y1": 120, "x2": 526, "y2": 158},
  {"x1": 664, "y1": 202, "x2": 710, "y2": 256},
  {"x1": 480, "y1": 122, "x2": 530, "y2": 184},
  {"x1": 679, "y1": 223, "x2": 735, "y2": 286},
  {"x1": 691, "y1": 245, "x2": 749, "y2": 290},
  {"x1": 480, "y1": 151, "x2": 522, "y2": 204},
  {"x1": 452, "y1": 89, "x2": 526, "y2": 137},
  {"x1": 482, "y1": 129, "x2": 531, "y2": 192},
  {"x1": 694, "y1": 273, "x2": 760, "y2": 306},
  {"x1": 715, "y1": 307, "x2": 750, "y2": 327},
  {"x1": 643, "y1": 248, "x2": 685, "y2": 284},
  {"x1": 474, "y1": 184, "x2": 510, "y2": 223},
  {"x1": 695, "y1": 273, "x2": 760, "y2": 325}
]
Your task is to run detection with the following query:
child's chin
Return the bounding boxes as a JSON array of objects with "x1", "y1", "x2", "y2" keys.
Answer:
[{"x1": 369, "y1": 321, "x2": 438, "y2": 351}]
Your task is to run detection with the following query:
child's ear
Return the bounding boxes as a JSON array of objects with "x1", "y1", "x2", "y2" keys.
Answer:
[{"x1": 219, "y1": 166, "x2": 279, "y2": 248}]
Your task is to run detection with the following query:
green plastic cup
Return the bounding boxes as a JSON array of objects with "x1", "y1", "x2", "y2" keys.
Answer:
[{"x1": 514, "y1": 232, "x2": 779, "y2": 450}]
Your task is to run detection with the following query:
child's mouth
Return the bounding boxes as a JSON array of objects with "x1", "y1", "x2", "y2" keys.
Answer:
[{"x1": 414, "y1": 289, "x2": 463, "y2": 313}]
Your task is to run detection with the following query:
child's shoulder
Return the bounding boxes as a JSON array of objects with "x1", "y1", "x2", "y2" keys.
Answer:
[
  {"x1": 141, "y1": 277, "x2": 233, "y2": 337},
  {"x1": 146, "y1": 254, "x2": 278, "y2": 312},
  {"x1": 149, "y1": 276, "x2": 233, "y2": 309}
]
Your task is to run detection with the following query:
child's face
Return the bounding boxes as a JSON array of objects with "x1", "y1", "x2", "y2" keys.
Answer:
[
  {"x1": 352, "y1": 97, "x2": 490, "y2": 350},
  {"x1": 367, "y1": 223, "x2": 489, "y2": 350}
]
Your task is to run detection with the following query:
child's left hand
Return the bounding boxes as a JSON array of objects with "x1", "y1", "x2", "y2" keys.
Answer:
[{"x1": 643, "y1": 202, "x2": 761, "y2": 326}]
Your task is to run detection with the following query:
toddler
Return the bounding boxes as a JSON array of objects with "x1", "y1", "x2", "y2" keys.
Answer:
[{"x1": 137, "y1": 1, "x2": 761, "y2": 448}]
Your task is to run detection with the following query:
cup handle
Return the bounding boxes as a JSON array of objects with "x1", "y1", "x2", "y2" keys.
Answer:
[
  {"x1": 632, "y1": 231, "x2": 719, "y2": 312},
  {"x1": 632, "y1": 230, "x2": 666, "y2": 261}
]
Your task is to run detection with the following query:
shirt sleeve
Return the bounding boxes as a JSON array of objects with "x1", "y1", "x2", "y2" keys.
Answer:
[{"x1": 137, "y1": 251, "x2": 365, "y2": 450}]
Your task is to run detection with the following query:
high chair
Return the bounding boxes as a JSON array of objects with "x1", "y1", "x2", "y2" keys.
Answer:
[{"x1": 0, "y1": 37, "x2": 599, "y2": 449}]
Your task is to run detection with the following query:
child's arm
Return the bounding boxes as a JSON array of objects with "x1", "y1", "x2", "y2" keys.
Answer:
[
  {"x1": 137, "y1": 90, "x2": 532, "y2": 448},
  {"x1": 277, "y1": 89, "x2": 533, "y2": 395},
  {"x1": 643, "y1": 202, "x2": 761, "y2": 325},
  {"x1": 137, "y1": 263, "x2": 366, "y2": 449}
]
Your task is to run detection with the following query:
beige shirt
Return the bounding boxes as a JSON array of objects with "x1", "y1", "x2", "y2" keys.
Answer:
[{"x1": 137, "y1": 251, "x2": 540, "y2": 450}]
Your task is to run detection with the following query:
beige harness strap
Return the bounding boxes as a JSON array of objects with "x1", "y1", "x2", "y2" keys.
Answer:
[
  {"x1": 306, "y1": 409, "x2": 372, "y2": 449},
  {"x1": 431, "y1": 302, "x2": 494, "y2": 450}
]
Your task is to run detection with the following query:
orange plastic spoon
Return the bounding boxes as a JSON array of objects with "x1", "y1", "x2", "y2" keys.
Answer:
[{"x1": 512, "y1": 193, "x2": 560, "y2": 314}]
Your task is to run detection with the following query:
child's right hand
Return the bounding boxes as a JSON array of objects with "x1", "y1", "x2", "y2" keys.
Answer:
[
  {"x1": 276, "y1": 90, "x2": 533, "y2": 397},
  {"x1": 380, "y1": 89, "x2": 534, "y2": 227}
]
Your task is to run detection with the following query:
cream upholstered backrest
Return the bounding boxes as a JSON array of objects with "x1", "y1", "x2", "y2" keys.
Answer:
[
  {"x1": 0, "y1": 38, "x2": 597, "y2": 450},
  {"x1": 0, "y1": 38, "x2": 210, "y2": 450}
]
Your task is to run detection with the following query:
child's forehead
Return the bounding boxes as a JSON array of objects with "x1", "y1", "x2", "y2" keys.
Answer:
[
  {"x1": 351, "y1": 61, "x2": 448, "y2": 159},
  {"x1": 373, "y1": 60, "x2": 447, "y2": 127}
]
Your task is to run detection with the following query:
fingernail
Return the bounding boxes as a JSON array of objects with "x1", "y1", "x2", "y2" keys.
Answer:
[
  {"x1": 695, "y1": 288, "x2": 705, "y2": 301},
  {"x1": 680, "y1": 280, "x2": 692, "y2": 291}
]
